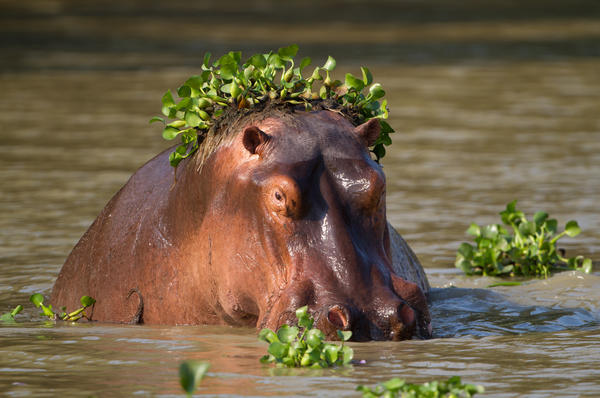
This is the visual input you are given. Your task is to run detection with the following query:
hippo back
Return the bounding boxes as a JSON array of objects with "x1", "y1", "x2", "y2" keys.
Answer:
[{"x1": 389, "y1": 224, "x2": 430, "y2": 294}]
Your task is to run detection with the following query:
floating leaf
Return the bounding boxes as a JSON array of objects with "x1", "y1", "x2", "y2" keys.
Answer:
[
  {"x1": 30, "y1": 293, "x2": 44, "y2": 308},
  {"x1": 179, "y1": 361, "x2": 210, "y2": 395},
  {"x1": 564, "y1": 220, "x2": 581, "y2": 237},
  {"x1": 80, "y1": 296, "x2": 96, "y2": 307},
  {"x1": 277, "y1": 325, "x2": 299, "y2": 344}
]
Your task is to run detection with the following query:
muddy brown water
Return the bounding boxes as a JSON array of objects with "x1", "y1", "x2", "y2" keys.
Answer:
[{"x1": 1, "y1": 1, "x2": 600, "y2": 396}]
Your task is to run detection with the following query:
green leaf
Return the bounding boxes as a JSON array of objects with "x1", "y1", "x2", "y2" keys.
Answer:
[
  {"x1": 533, "y1": 211, "x2": 548, "y2": 225},
  {"x1": 162, "y1": 126, "x2": 181, "y2": 140},
  {"x1": 177, "y1": 85, "x2": 192, "y2": 98},
  {"x1": 278, "y1": 44, "x2": 299, "y2": 61},
  {"x1": 368, "y1": 83, "x2": 385, "y2": 100},
  {"x1": 217, "y1": 54, "x2": 238, "y2": 80},
  {"x1": 169, "y1": 150, "x2": 184, "y2": 167},
  {"x1": 259, "y1": 354, "x2": 274, "y2": 364},
  {"x1": 80, "y1": 296, "x2": 96, "y2": 307},
  {"x1": 482, "y1": 224, "x2": 499, "y2": 240},
  {"x1": 322, "y1": 56, "x2": 336, "y2": 72},
  {"x1": 161, "y1": 90, "x2": 175, "y2": 106},
  {"x1": 268, "y1": 341, "x2": 288, "y2": 359},
  {"x1": 149, "y1": 116, "x2": 164, "y2": 124},
  {"x1": 299, "y1": 56, "x2": 311, "y2": 71},
  {"x1": 300, "y1": 349, "x2": 320, "y2": 367},
  {"x1": 179, "y1": 360, "x2": 210, "y2": 395},
  {"x1": 202, "y1": 52, "x2": 211, "y2": 68},
  {"x1": 581, "y1": 258, "x2": 592, "y2": 273},
  {"x1": 247, "y1": 53, "x2": 267, "y2": 68},
  {"x1": 30, "y1": 293, "x2": 44, "y2": 308},
  {"x1": 382, "y1": 378, "x2": 405, "y2": 391},
  {"x1": 185, "y1": 111, "x2": 202, "y2": 127},
  {"x1": 345, "y1": 73, "x2": 365, "y2": 91},
  {"x1": 546, "y1": 219, "x2": 558, "y2": 234},
  {"x1": 379, "y1": 120, "x2": 394, "y2": 134},
  {"x1": 372, "y1": 143, "x2": 385, "y2": 160},
  {"x1": 323, "y1": 344, "x2": 339, "y2": 363},
  {"x1": 295, "y1": 306, "x2": 308, "y2": 321},
  {"x1": 267, "y1": 53, "x2": 285, "y2": 69},
  {"x1": 305, "y1": 329, "x2": 325, "y2": 348},
  {"x1": 361, "y1": 66, "x2": 373, "y2": 85},
  {"x1": 341, "y1": 345, "x2": 353, "y2": 364},
  {"x1": 277, "y1": 325, "x2": 299, "y2": 343},
  {"x1": 458, "y1": 243, "x2": 474, "y2": 258},
  {"x1": 258, "y1": 328, "x2": 279, "y2": 344},
  {"x1": 337, "y1": 330, "x2": 352, "y2": 342},
  {"x1": 0, "y1": 313, "x2": 14, "y2": 322},
  {"x1": 464, "y1": 223, "x2": 480, "y2": 237},
  {"x1": 565, "y1": 220, "x2": 581, "y2": 237}
]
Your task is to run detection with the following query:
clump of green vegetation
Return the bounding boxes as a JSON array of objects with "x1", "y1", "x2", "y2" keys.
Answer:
[
  {"x1": 179, "y1": 360, "x2": 210, "y2": 397},
  {"x1": 151, "y1": 44, "x2": 394, "y2": 167},
  {"x1": 0, "y1": 305, "x2": 23, "y2": 323},
  {"x1": 357, "y1": 376, "x2": 484, "y2": 398},
  {"x1": 259, "y1": 305, "x2": 353, "y2": 368},
  {"x1": 30, "y1": 293, "x2": 96, "y2": 321},
  {"x1": 456, "y1": 200, "x2": 592, "y2": 278}
]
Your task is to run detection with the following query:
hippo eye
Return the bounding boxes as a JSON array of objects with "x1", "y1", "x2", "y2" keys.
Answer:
[{"x1": 274, "y1": 191, "x2": 283, "y2": 201}]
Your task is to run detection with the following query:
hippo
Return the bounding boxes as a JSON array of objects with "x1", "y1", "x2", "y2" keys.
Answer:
[{"x1": 51, "y1": 101, "x2": 431, "y2": 341}]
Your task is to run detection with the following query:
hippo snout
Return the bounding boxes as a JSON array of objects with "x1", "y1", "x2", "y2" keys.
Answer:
[{"x1": 315, "y1": 301, "x2": 417, "y2": 342}]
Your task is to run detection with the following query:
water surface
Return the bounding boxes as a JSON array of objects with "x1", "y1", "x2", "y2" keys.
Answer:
[{"x1": 1, "y1": 1, "x2": 599, "y2": 396}]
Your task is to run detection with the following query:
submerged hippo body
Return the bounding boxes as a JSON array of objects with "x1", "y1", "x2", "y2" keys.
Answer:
[{"x1": 51, "y1": 107, "x2": 431, "y2": 340}]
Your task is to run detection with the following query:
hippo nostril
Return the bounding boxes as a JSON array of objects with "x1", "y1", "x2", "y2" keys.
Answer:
[{"x1": 327, "y1": 305, "x2": 350, "y2": 330}]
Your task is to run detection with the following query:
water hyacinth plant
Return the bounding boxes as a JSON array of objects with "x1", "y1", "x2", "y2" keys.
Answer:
[
  {"x1": 259, "y1": 305, "x2": 353, "y2": 368},
  {"x1": 0, "y1": 305, "x2": 23, "y2": 323},
  {"x1": 151, "y1": 44, "x2": 394, "y2": 167},
  {"x1": 456, "y1": 200, "x2": 592, "y2": 278},
  {"x1": 29, "y1": 293, "x2": 96, "y2": 322},
  {"x1": 357, "y1": 376, "x2": 484, "y2": 398}
]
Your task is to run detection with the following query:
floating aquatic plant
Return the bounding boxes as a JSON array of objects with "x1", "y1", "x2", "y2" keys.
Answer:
[
  {"x1": 259, "y1": 305, "x2": 353, "y2": 368},
  {"x1": 151, "y1": 44, "x2": 394, "y2": 167},
  {"x1": 456, "y1": 200, "x2": 592, "y2": 278},
  {"x1": 357, "y1": 376, "x2": 484, "y2": 398},
  {"x1": 0, "y1": 305, "x2": 23, "y2": 323},
  {"x1": 179, "y1": 360, "x2": 210, "y2": 397},
  {"x1": 30, "y1": 293, "x2": 95, "y2": 322}
]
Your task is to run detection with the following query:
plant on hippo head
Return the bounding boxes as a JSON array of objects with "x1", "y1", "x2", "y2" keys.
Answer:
[
  {"x1": 151, "y1": 45, "x2": 394, "y2": 167},
  {"x1": 456, "y1": 200, "x2": 592, "y2": 278}
]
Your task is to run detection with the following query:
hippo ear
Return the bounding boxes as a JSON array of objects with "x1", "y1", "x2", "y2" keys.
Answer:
[
  {"x1": 354, "y1": 118, "x2": 381, "y2": 147},
  {"x1": 242, "y1": 126, "x2": 270, "y2": 155}
]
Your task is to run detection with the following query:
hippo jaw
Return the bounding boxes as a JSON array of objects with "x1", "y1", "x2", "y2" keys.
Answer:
[{"x1": 257, "y1": 262, "x2": 431, "y2": 342}]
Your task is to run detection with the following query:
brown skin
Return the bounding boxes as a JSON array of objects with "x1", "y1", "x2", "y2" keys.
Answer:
[{"x1": 51, "y1": 110, "x2": 431, "y2": 341}]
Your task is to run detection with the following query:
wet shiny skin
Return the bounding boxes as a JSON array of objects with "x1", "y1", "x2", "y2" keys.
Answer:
[{"x1": 50, "y1": 110, "x2": 430, "y2": 341}]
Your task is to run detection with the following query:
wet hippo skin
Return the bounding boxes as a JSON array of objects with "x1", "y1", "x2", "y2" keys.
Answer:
[{"x1": 51, "y1": 107, "x2": 432, "y2": 341}]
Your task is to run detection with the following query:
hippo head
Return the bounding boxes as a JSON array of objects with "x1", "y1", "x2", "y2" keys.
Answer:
[{"x1": 206, "y1": 108, "x2": 431, "y2": 341}]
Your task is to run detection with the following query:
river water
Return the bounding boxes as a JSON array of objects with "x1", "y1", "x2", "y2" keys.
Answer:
[{"x1": 1, "y1": 1, "x2": 599, "y2": 396}]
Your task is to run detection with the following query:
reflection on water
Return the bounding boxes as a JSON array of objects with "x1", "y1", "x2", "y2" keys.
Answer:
[{"x1": 1, "y1": 0, "x2": 600, "y2": 396}]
